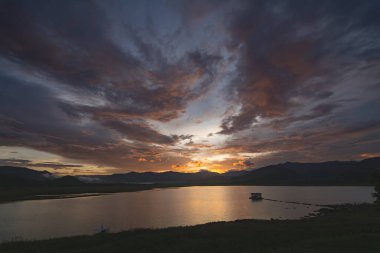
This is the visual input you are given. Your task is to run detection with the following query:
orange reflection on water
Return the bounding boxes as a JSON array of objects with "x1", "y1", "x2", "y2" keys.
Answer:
[{"x1": 0, "y1": 186, "x2": 374, "y2": 242}]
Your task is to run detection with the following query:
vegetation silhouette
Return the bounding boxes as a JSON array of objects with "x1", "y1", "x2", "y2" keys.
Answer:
[{"x1": 373, "y1": 172, "x2": 380, "y2": 204}]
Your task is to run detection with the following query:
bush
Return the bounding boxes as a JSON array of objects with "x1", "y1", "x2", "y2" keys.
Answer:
[{"x1": 373, "y1": 172, "x2": 380, "y2": 204}]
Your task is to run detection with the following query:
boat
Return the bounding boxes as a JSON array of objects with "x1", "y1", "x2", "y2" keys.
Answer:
[{"x1": 249, "y1": 192, "x2": 263, "y2": 200}]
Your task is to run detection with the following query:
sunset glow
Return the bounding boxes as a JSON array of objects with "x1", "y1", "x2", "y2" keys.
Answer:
[{"x1": 0, "y1": 0, "x2": 379, "y2": 175}]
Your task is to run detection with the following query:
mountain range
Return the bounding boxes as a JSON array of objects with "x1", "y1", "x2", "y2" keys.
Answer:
[{"x1": 1, "y1": 157, "x2": 380, "y2": 186}]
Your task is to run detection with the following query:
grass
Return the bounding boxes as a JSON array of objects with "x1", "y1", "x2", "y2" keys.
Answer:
[{"x1": 1, "y1": 204, "x2": 379, "y2": 253}]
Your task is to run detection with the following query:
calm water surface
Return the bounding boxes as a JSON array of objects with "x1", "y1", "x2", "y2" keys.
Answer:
[{"x1": 0, "y1": 186, "x2": 374, "y2": 241}]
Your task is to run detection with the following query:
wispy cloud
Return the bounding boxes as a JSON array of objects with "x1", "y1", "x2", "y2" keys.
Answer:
[{"x1": 0, "y1": 0, "x2": 379, "y2": 173}]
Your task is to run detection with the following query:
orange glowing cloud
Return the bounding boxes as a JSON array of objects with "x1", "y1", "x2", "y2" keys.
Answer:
[
  {"x1": 232, "y1": 158, "x2": 255, "y2": 167},
  {"x1": 360, "y1": 153, "x2": 380, "y2": 159},
  {"x1": 171, "y1": 160, "x2": 227, "y2": 173},
  {"x1": 232, "y1": 160, "x2": 245, "y2": 166}
]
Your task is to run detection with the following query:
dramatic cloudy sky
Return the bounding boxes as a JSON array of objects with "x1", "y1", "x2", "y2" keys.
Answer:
[{"x1": 0, "y1": 0, "x2": 379, "y2": 174}]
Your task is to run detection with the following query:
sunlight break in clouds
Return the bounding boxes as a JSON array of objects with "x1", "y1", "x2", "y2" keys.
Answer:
[{"x1": 0, "y1": 0, "x2": 379, "y2": 174}]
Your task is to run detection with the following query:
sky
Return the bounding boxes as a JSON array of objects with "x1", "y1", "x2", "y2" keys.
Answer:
[{"x1": 0, "y1": 0, "x2": 379, "y2": 175}]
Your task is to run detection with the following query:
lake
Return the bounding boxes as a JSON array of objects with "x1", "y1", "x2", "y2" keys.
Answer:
[{"x1": 0, "y1": 186, "x2": 375, "y2": 242}]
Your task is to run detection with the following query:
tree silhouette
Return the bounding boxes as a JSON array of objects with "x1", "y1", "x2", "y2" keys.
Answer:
[{"x1": 373, "y1": 172, "x2": 380, "y2": 204}]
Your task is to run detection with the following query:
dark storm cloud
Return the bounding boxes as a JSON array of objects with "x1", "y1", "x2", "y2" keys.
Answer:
[
  {"x1": 0, "y1": 0, "x2": 379, "y2": 172},
  {"x1": 219, "y1": 0, "x2": 380, "y2": 134},
  {"x1": 224, "y1": 120, "x2": 380, "y2": 167},
  {"x1": 0, "y1": 0, "x2": 224, "y2": 170},
  {"x1": 0, "y1": 74, "x2": 191, "y2": 170},
  {"x1": 0, "y1": 0, "x2": 222, "y2": 122},
  {"x1": 0, "y1": 75, "x2": 145, "y2": 169},
  {"x1": 102, "y1": 119, "x2": 176, "y2": 144},
  {"x1": 0, "y1": 159, "x2": 30, "y2": 167},
  {"x1": 268, "y1": 103, "x2": 340, "y2": 129},
  {"x1": 0, "y1": 158, "x2": 83, "y2": 170}
]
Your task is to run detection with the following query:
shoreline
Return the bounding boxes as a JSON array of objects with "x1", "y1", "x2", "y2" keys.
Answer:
[
  {"x1": 0, "y1": 205, "x2": 330, "y2": 244},
  {"x1": 0, "y1": 204, "x2": 335, "y2": 244},
  {"x1": 1, "y1": 204, "x2": 379, "y2": 252},
  {"x1": 0, "y1": 184, "x2": 161, "y2": 204}
]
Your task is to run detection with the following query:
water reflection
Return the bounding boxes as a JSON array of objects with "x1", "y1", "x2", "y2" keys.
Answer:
[{"x1": 0, "y1": 186, "x2": 374, "y2": 242}]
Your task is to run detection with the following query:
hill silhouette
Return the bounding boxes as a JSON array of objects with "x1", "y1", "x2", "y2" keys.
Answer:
[
  {"x1": 231, "y1": 157, "x2": 380, "y2": 185},
  {"x1": 1, "y1": 157, "x2": 380, "y2": 186}
]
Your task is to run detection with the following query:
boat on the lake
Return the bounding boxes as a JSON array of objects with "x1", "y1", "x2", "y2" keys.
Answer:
[{"x1": 250, "y1": 192, "x2": 263, "y2": 200}]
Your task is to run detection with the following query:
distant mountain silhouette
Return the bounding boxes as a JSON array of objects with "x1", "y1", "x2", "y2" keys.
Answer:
[
  {"x1": 0, "y1": 167, "x2": 84, "y2": 187},
  {"x1": 83, "y1": 170, "x2": 225, "y2": 184},
  {"x1": 0, "y1": 166, "x2": 52, "y2": 186},
  {"x1": 1, "y1": 157, "x2": 380, "y2": 186},
  {"x1": 76, "y1": 157, "x2": 380, "y2": 185},
  {"x1": 231, "y1": 157, "x2": 380, "y2": 185}
]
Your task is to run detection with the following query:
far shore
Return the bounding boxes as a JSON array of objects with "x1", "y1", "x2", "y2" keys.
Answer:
[{"x1": 0, "y1": 184, "x2": 160, "y2": 204}]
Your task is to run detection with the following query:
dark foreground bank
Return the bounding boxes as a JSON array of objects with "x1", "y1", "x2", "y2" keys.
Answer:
[{"x1": 1, "y1": 204, "x2": 379, "y2": 253}]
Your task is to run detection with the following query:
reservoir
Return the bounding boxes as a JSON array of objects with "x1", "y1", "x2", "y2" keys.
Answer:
[{"x1": 0, "y1": 186, "x2": 374, "y2": 242}]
